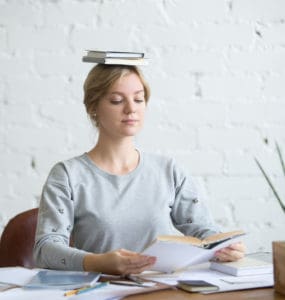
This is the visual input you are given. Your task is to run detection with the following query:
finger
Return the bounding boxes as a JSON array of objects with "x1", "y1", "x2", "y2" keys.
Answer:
[
  {"x1": 118, "y1": 249, "x2": 156, "y2": 265},
  {"x1": 123, "y1": 259, "x2": 156, "y2": 275},
  {"x1": 123, "y1": 254, "x2": 156, "y2": 267},
  {"x1": 215, "y1": 248, "x2": 245, "y2": 262},
  {"x1": 120, "y1": 255, "x2": 156, "y2": 274},
  {"x1": 118, "y1": 249, "x2": 139, "y2": 256},
  {"x1": 228, "y1": 242, "x2": 246, "y2": 252}
]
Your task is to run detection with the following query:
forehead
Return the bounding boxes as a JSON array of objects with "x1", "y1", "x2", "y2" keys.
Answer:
[{"x1": 109, "y1": 72, "x2": 144, "y2": 94}]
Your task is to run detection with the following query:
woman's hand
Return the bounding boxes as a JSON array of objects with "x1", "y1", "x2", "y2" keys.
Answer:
[
  {"x1": 214, "y1": 241, "x2": 246, "y2": 262},
  {"x1": 83, "y1": 249, "x2": 156, "y2": 275}
]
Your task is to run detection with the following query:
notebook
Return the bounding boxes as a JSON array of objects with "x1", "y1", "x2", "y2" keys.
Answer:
[{"x1": 25, "y1": 270, "x2": 101, "y2": 289}]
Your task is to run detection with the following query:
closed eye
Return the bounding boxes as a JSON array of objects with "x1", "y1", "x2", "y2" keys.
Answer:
[{"x1": 110, "y1": 100, "x2": 123, "y2": 105}]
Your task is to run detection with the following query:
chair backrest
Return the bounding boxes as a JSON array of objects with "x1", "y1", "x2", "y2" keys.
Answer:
[{"x1": 0, "y1": 208, "x2": 38, "y2": 268}]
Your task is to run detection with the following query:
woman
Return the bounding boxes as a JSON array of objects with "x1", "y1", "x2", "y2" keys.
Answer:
[{"x1": 34, "y1": 64, "x2": 245, "y2": 275}]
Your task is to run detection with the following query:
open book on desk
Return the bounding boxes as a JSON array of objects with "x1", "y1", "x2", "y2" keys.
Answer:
[{"x1": 142, "y1": 230, "x2": 245, "y2": 273}]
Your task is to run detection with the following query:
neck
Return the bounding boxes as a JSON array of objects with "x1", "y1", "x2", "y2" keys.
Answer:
[{"x1": 88, "y1": 134, "x2": 139, "y2": 175}]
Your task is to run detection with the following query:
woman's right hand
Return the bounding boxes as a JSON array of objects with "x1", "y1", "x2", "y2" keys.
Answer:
[{"x1": 83, "y1": 249, "x2": 156, "y2": 275}]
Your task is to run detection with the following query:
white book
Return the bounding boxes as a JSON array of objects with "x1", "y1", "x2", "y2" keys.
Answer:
[
  {"x1": 82, "y1": 56, "x2": 148, "y2": 66},
  {"x1": 142, "y1": 230, "x2": 245, "y2": 273},
  {"x1": 85, "y1": 50, "x2": 144, "y2": 58},
  {"x1": 210, "y1": 256, "x2": 273, "y2": 276}
]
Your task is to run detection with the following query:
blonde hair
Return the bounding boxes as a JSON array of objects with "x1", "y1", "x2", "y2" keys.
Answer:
[{"x1": 83, "y1": 64, "x2": 150, "y2": 126}]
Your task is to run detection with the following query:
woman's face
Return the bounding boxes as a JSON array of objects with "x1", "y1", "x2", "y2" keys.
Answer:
[{"x1": 96, "y1": 72, "x2": 146, "y2": 139}]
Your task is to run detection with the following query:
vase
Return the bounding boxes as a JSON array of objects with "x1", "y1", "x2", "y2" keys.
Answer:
[{"x1": 273, "y1": 241, "x2": 285, "y2": 295}]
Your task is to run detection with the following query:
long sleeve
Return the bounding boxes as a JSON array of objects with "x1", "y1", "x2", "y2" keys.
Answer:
[
  {"x1": 170, "y1": 162, "x2": 220, "y2": 239},
  {"x1": 33, "y1": 163, "x2": 87, "y2": 270}
]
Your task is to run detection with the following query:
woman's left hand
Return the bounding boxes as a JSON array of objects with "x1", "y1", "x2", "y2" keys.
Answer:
[{"x1": 214, "y1": 241, "x2": 246, "y2": 262}]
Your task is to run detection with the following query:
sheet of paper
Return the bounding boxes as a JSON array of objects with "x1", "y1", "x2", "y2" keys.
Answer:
[
  {"x1": 0, "y1": 284, "x2": 143, "y2": 300},
  {"x1": 0, "y1": 267, "x2": 38, "y2": 286},
  {"x1": 142, "y1": 234, "x2": 245, "y2": 273},
  {"x1": 0, "y1": 288, "x2": 65, "y2": 300},
  {"x1": 139, "y1": 262, "x2": 273, "y2": 294},
  {"x1": 0, "y1": 270, "x2": 170, "y2": 300}
]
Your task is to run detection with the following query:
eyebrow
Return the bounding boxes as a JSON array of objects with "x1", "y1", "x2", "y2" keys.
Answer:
[{"x1": 110, "y1": 90, "x2": 144, "y2": 96}]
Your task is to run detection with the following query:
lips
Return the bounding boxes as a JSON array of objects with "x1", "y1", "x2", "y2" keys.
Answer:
[{"x1": 122, "y1": 119, "x2": 138, "y2": 124}]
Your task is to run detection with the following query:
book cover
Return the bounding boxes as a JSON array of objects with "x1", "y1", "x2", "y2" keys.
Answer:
[
  {"x1": 25, "y1": 270, "x2": 101, "y2": 289},
  {"x1": 82, "y1": 56, "x2": 148, "y2": 66},
  {"x1": 142, "y1": 230, "x2": 245, "y2": 273},
  {"x1": 177, "y1": 280, "x2": 219, "y2": 292},
  {"x1": 86, "y1": 50, "x2": 144, "y2": 58},
  {"x1": 210, "y1": 256, "x2": 273, "y2": 276}
]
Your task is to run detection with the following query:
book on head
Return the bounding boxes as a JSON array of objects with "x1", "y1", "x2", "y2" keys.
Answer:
[
  {"x1": 82, "y1": 50, "x2": 148, "y2": 66},
  {"x1": 25, "y1": 270, "x2": 101, "y2": 290},
  {"x1": 82, "y1": 56, "x2": 148, "y2": 66},
  {"x1": 142, "y1": 230, "x2": 246, "y2": 273},
  {"x1": 210, "y1": 255, "x2": 273, "y2": 276},
  {"x1": 85, "y1": 50, "x2": 144, "y2": 59}
]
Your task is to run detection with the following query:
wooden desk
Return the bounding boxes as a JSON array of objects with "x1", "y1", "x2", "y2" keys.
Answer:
[{"x1": 125, "y1": 288, "x2": 285, "y2": 300}]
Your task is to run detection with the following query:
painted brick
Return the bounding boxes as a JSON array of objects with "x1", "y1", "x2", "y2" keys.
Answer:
[
  {"x1": 0, "y1": 0, "x2": 43, "y2": 26},
  {"x1": 206, "y1": 176, "x2": 269, "y2": 201},
  {"x1": 96, "y1": 0, "x2": 169, "y2": 27},
  {"x1": 70, "y1": 27, "x2": 143, "y2": 54},
  {"x1": 201, "y1": 75, "x2": 262, "y2": 101},
  {"x1": 232, "y1": 0, "x2": 285, "y2": 21},
  {"x1": 6, "y1": 76, "x2": 71, "y2": 104},
  {"x1": 8, "y1": 26, "x2": 68, "y2": 53},
  {"x1": 4, "y1": 126, "x2": 69, "y2": 151},
  {"x1": 0, "y1": 55, "x2": 33, "y2": 78},
  {"x1": 138, "y1": 23, "x2": 253, "y2": 49},
  {"x1": 163, "y1": 0, "x2": 227, "y2": 22},
  {"x1": 175, "y1": 151, "x2": 224, "y2": 176},
  {"x1": 198, "y1": 127, "x2": 263, "y2": 151},
  {"x1": 161, "y1": 101, "x2": 227, "y2": 126},
  {"x1": 227, "y1": 50, "x2": 285, "y2": 73},
  {"x1": 226, "y1": 150, "x2": 285, "y2": 176},
  {"x1": 160, "y1": 50, "x2": 224, "y2": 74},
  {"x1": 42, "y1": 1, "x2": 100, "y2": 26},
  {"x1": 263, "y1": 103, "x2": 285, "y2": 124},
  {"x1": 228, "y1": 103, "x2": 265, "y2": 125},
  {"x1": 34, "y1": 53, "x2": 82, "y2": 77},
  {"x1": 263, "y1": 75, "x2": 285, "y2": 98},
  {"x1": 1, "y1": 103, "x2": 36, "y2": 126},
  {"x1": 151, "y1": 76, "x2": 196, "y2": 101},
  {"x1": 261, "y1": 23, "x2": 285, "y2": 44},
  {"x1": 0, "y1": 26, "x2": 7, "y2": 51}
]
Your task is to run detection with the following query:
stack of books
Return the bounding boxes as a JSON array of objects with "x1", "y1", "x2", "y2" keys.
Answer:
[
  {"x1": 82, "y1": 50, "x2": 148, "y2": 66},
  {"x1": 210, "y1": 255, "x2": 273, "y2": 276}
]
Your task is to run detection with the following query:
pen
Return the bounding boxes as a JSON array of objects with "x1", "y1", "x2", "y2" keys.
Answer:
[
  {"x1": 110, "y1": 280, "x2": 148, "y2": 287},
  {"x1": 123, "y1": 274, "x2": 144, "y2": 285},
  {"x1": 64, "y1": 282, "x2": 108, "y2": 296},
  {"x1": 75, "y1": 282, "x2": 109, "y2": 295},
  {"x1": 64, "y1": 287, "x2": 84, "y2": 297}
]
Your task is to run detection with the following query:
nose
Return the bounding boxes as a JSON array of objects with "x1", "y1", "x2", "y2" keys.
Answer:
[{"x1": 124, "y1": 99, "x2": 136, "y2": 114}]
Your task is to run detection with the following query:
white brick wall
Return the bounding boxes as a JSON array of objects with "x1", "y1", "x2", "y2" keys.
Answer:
[{"x1": 0, "y1": 0, "x2": 285, "y2": 254}]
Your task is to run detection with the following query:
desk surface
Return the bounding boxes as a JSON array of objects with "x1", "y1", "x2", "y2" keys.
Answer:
[{"x1": 125, "y1": 288, "x2": 285, "y2": 300}]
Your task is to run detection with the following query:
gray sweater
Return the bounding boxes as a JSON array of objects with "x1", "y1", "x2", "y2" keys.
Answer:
[{"x1": 34, "y1": 152, "x2": 219, "y2": 270}]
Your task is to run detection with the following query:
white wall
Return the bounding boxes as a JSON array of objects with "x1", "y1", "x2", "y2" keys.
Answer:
[{"x1": 0, "y1": 0, "x2": 285, "y2": 253}]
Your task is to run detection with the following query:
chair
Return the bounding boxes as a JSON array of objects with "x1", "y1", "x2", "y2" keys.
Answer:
[{"x1": 0, "y1": 208, "x2": 38, "y2": 268}]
